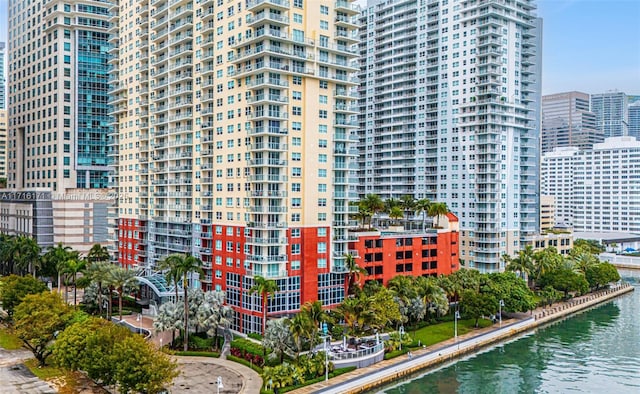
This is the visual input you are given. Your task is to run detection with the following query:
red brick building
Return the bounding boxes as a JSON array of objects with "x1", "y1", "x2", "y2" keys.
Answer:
[{"x1": 349, "y1": 213, "x2": 460, "y2": 286}]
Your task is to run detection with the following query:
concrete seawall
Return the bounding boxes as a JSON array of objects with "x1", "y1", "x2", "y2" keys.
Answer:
[{"x1": 293, "y1": 283, "x2": 634, "y2": 394}]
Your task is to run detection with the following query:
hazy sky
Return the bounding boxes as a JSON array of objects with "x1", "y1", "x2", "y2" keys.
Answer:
[{"x1": 0, "y1": 0, "x2": 639, "y2": 95}]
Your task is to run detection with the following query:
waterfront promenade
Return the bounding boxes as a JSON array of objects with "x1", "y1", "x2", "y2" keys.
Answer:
[{"x1": 291, "y1": 283, "x2": 634, "y2": 394}]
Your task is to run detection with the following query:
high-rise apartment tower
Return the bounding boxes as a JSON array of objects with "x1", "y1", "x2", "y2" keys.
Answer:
[
  {"x1": 591, "y1": 91, "x2": 628, "y2": 138},
  {"x1": 109, "y1": 0, "x2": 360, "y2": 333},
  {"x1": 7, "y1": 0, "x2": 112, "y2": 191},
  {"x1": 0, "y1": 42, "x2": 6, "y2": 110},
  {"x1": 357, "y1": 0, "x2": 541, "y2": 272}
]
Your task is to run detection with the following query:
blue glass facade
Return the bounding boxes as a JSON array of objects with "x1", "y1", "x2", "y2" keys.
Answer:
[{"x1": 76, "y1": 29, "x2": 111, "y2": 188}]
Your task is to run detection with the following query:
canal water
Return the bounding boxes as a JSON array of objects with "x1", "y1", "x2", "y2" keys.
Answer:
[{"x1": 379, "y1": 270, "x2": 640, "y2": 394}]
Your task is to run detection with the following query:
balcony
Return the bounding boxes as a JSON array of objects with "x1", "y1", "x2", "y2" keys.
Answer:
[{"x1": 247, "y1": 0, "x2": 290, "y2": 12}]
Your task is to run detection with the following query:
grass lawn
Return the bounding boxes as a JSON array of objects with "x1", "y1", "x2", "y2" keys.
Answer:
[
  {"x1": 0, "y1": 327, "x2": 23, "y2": 350},
  {"x1": 24, "y1": 359, "x2": 67, "y2": 380},
  {"x1": 410, "y1": 318, "x2": 493, "y2": 347}
]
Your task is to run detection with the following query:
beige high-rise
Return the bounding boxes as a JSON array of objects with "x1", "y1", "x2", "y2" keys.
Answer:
[{"x1": 110, "y1": 0, "x2": 360, "y2": 333}]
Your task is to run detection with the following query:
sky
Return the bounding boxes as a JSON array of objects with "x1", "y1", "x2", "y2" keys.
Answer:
[{"x1": 0, "y1": 0, "x2": 639, "y2": 95}]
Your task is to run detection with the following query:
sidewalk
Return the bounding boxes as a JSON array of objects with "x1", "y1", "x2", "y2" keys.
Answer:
[{"x1": 291, "y1": 283, "x2": 634, "y2": 394}]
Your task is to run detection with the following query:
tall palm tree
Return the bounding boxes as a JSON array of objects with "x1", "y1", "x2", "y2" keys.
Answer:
[
  {"x1": 62, "y1": 257, "x2": 87, "y2": 308},
  {"x1": 109, "y1": 266, "x2": 138, "y2": 320},
  {"x1": 13, "y1": 236, "x2": 41, "y2": 277},
  {"x1": 344, "y1": 252, "x2": 366, "y2": 298},
  {"x1": 158, "y1": 254, "x2": 184, "y2": 302},
  {"x1": 362, "y1": 194, "x2": 384, "y2": 228},
  {"x1": 399, "y1": 195, "x2": 415, "y2": 228},
  {"x1": 174, "y1": 254, "x2": 204, "y2": 351},
  {"x1": 428, "y1": 202, "x2": 449, "y2": 228},
  {"x1": 85, "y1": 261, "x2": 115, "y2": 318},
  {"x1": 0, "y1": 234, "x2": 17, "y2": 275},
  {"x1": 86, "y1": 244, "x2": 110, "y2": 264},
  {"x1": 44, "y1": 243, "x2": 75, "y2": 294},
  {"x1": 289, "y1": 313, "x2": 312, "y2": 358},
  {"x1": 505, "y1": 245, "x2": 535, "y2": 287},
  {"x1": 415, "y1": 198, "x2": 432, "y2": 231},
  {"x1": 301, "y1": 300, "x2": 325, "y2": 350},
  {"x1": 249, "y1": 275, "x2": 280, "y2": 336},
  {"x1": 389, "y1": 206, "x2": 404, "y2": 226}
]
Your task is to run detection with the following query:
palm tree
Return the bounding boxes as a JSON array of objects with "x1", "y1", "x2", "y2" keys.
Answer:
[
  {"x1": 85, "y1": 261, "x2": 115, "y2": 317},
  {"x1": 362, "y1": 194, "x2": 384, "y2": 228},
  {"x1": 415, "y1": 198, "x2": 431, "y2": 231},
  {"x1": 289, "y1": 313, "x2": 312, "y2": 358},
  {"x1": 355, "y1": 202, "x2": 371, "y2": 229},
  {"x1": 569, "y1": 250, "x2": 598, "y2": 275},
  {"x1": 388, "y1": 275, "x2": 417, "y2": 302},
  {"x1": 62, "y1": 257, "x2": 87, "y2": 308},
  {"x1": 86, "y1": 244, "x2": 110, "y2": 264},
  {"x1": 158, "y1": 254, "x2": 184, "y2": 302},
  {"x1": 249, "y1": 275, "x2": 280, "y2": 336},
  {"x1": 399, "y1": 195, "x2": 415, "y2": 228},
  {"x1": 300, "y1": 300, "x2": 325, "y2": 350},
  {"x1": 172, "y1": 254, "x2": 204, "y2": 351},
  {"x1": 428, "y1": 202, "x2": 449, "y2": 228},
  {"x1": 344, "y1": 253, "x2": 366, "y2": 298},
  {"x1": 389, "y1": 206, "x2": 404, "y2": 226},
  {"x1": 505, "y1": 245, "x2": 535, "y2": 287},
  {"x1": 533, "y1": 246, "x2": 564, "y2": 283},
  {"x1": 109, "y1": 266, "x2": 138, "y2": 320},
  {"x1": 0, "y1": 234, "x2": 17, "y2": 275},
  {"x1": 44, "y1": 243, "x2": 74, "y2": 294},
  {"x1": 13, "y1": 236, "x2": 41, "y2": 277}
]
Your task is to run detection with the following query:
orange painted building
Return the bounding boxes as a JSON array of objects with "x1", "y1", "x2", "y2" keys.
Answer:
[{"x1": 348, "y1": 213, "x2": 460, "y2": 286}]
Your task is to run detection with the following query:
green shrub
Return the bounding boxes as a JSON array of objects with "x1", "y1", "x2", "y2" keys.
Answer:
[
  {"x1": 247, "y1": 332, "x2": 263, "y2": 341},
  {"x1": 231, "y1": 337, "x2": 266, "y2": 356},
  {"x1": 384, "y1": 347, "x2": 410, "y2": 360},
  {"x1": 259, "y1": 367, "x2": 357, "y2": 394},
  {"x1": 190, "y1": 335, "x2": 214, "y2": 350}
]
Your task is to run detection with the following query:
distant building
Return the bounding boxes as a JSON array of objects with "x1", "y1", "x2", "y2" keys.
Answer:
[
  {"x1": 628, "y1": 102, "x2": 640, "y2": 140},
  {"x1": 541, "y1": 91, "x2": 602, "y2": 153},
  {"x1": 591, "y1": 91, "x2": 629, "y2": 138},
  {"x1": 542, "y1": 137, "x2": 640, "y2": 232},
  {"x1": 0, "y1": 189, "x2": 114, "y2": 254},
  {"x1": 540, "y1": 195, "x2": 555, "y2": 232},
  {"x1": 529, "y1": 231, "x2": 573, "y2": 256},
  {"x1": 0, "y1": 110, "x2": 6, "y2": 180},
  {"x1": 541, "y1": 147, "x2": 579, "y2": 228},
  {"x1": 348, "y1": 213, "x2": 459, "y2": 286}
]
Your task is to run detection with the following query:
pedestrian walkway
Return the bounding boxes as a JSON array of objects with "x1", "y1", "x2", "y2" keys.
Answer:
[
  {"x1": 0, "y1": 348, "x2": 57, "y2": 394},
  {"x1": 291, "y1": 283, "x2": 634, "y2": 394}
]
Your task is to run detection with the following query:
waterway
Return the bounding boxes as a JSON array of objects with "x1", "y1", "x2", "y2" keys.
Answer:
[{"x1": 380, "y1": 270, "x2": 640, "y2": 394}]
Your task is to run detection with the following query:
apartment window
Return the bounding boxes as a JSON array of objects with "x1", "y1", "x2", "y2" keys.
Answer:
[
  {"x1": 292, "y1": 152, "x2": 301, "y2": 161},
  {"x1": 292, "y1": 167, "x2": 302, "y2": 177},
  {"x1": 319, "y1": 110, "x2": 327, "y2": 118},
  {"x1": 292, "y1": 183, "x2": 301, "y2": 192},
  {"x1": 317, "y1": 242, "x2": 327, "y2": 253},
  {"x1": 320, "y1": 5, "x2": 328, "y2": 15},
  {"x1": 318, "y1": 198, "x2": 326, "y2": 207},
  {"x1": 293, "y1": 13, "x2": 302, "y2": 23},
  {"x1": 293, "y1": 106, "x2": 302, "y2": 116},
  {"x1": 292, "y1": 244, "x2": 301, "y2": 254},
  {"x1": 317, "y1": 258, "x2": 327, "y2": 269},
  {"x1": 320, "y1": 21, "x2": 328, "y2": 30},
  {"x1": 292, "y1": 198, "x2": 301, "y2": 207},
  {"x1": 291, "y1": 228, "x2": 301, "y2": 237},
  {"x1": 293, "y1": 76, "x2": 302, "y2": 85},
  {"x1": 294, "y1": 0, "x2": 303, "y2": 8}
]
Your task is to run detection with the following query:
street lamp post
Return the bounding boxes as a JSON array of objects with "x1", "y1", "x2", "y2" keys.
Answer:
[
  {"x1": 454, "y1": 310, "x2": 460, "y2": 340},
  {"x1": 499, "y1": 299, "x2": 505, "y2": 327},
  {"x1": 399, "y1": 325, "x2": 405, "y2": 351},
  {"x1": 320, "y1": 322, "x2": 329, "y2": 382},
  {"x1": 216, "y1": 376, "x2": 223, "y2": 394}
]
